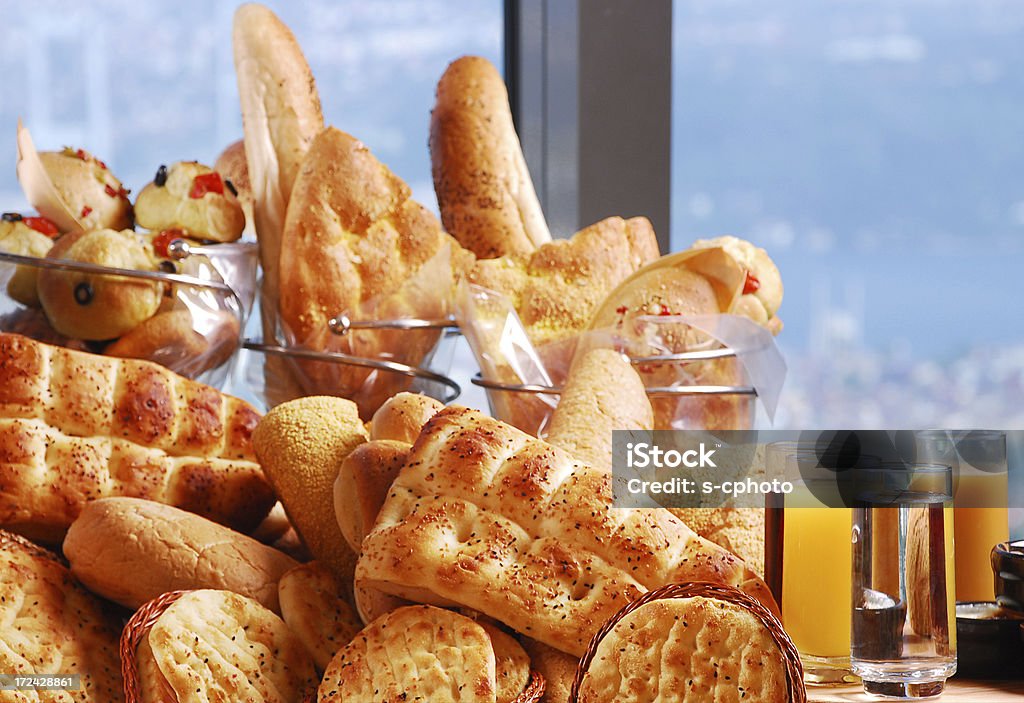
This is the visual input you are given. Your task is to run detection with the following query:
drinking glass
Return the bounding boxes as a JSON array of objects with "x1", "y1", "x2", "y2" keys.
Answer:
[{"x1": 850, "y1": 464, "x2": 956, "y2": 698}]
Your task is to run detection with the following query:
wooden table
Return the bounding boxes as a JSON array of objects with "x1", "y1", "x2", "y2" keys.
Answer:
[{"x1": 809, "y1": 680, "x2": 1024, "y2": 701}]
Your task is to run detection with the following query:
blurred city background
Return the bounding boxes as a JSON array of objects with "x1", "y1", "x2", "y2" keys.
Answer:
[{"x1": 0, "y1": 1, "x2": 1021, "y2": 526}]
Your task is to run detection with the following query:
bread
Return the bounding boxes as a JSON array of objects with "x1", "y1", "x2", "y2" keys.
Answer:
[
  {"x1": 64, "y1": 497, "x2": 297, "y2": 612},
  {"x1": 135, "y1": 161, "x2": 246, "y2": 243},
  {"x1": 335, "y1": 439, "x2": 410, "y2": 551},
  {"x1": 520, "y1": 638, "x2": 578, "y2": 703},
  {"x1": 278, "y1": 561, "x2": 362, "y2": 671},
  {"x1": 232, "y1": 2, "x2": 322, "y2": 305},
  {"x1": 370, "y1": 391, "x2": 445, "y2": 443},
  {"x1": 0, "y1": 333, "x2": 273, "y2": 542},
  {"x1": 252, "y1": 396, "x2": 369, "y2": 587},
  {"x1": 468, "y1": 215, "x2": 659, "y2": 352},
  {"x1": 278, "y1": 127, "x2": 472, "y2": 418},
  {"x1": 214, "y1": 139, "x2": 254, "y2": 233},
  {"x1": 356, "y1": 406, "x2": 778, "y2": 656},
  {"x1": 37, "y1": 228, "x2": 163, "y2": 340},
  {"x1": 136, "y1": 589, "x2": 317, "y2": 702},
  {"x1": 546, "y1": 348, "x2": 653, "y2": 469},
  {"x1": 430, "y1": 55, "x2": 551, "y2": 259},
  {"x1": 693, "y1": 235, "x2": 783, "y2": 334},
  {"x1": 353, "y1": 578, "x2": 410, "y2": 625},
  {"x1": 318, "y1": 605, "x2": 498, "y2": 703},
  {"x1": 103, "y1": 308, "x2": 241, "y2": 378},
  {"x1": 0, "y1": 215, "x2": 54, "y2": 307},
  {"x1": 577, "y1": 596, "x2": 789, "y2": 702},
  {"x1": 36, "y1": 147, "x2": 133, "y2": 231},
  {"x1": 0, "y1": 530, "x2": 124, "y2": 702},
  {"x1": 669, "y1": 508, "x2": 765, "y2": 576},
  {"x1": 478, "y1": 621, "x2": 532, "y2": 703}
]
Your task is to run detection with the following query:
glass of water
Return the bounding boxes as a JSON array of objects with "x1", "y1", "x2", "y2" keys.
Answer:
[{"x1": 849, "y1": 463, "x2": 956, "y2": 698}]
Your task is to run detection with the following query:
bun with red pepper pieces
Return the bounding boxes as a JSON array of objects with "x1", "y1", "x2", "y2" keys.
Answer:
[
  {"x1": 135, "y1": 161, "x2": 246, "y2": 243},
  {"x1": 36, "y1": 228, "x2": 163, "y2": 340},
  {"x1": 0, "y1": 213, "x2": 58, "y2": 306},
  {"x1": 693, "y1": 235, "x2": 783, "y2": 334},
  {"x1": 37, "y1": 147, "x2": 134, "y2": 231}
]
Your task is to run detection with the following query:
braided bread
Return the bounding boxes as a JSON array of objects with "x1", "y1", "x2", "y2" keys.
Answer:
[
  {"x1": 0, "y1": 334, "x2": 273, "y2": 542},
  {"x1": 356, "y1": 406, "x2": 778, "y2": 656}
]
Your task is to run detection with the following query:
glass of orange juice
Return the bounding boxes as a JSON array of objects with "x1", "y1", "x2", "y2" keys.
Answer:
[
  {"x1": 915, "y1": 430, "x2": 1007, "y2": 602},
  {"x1": 765, "y1": 442, "x2": 861, "y2": 685}
]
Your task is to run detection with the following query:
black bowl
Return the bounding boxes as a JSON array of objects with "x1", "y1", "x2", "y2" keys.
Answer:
[
  {"x1": 993, "y1": 540, "x2": 1024, "y2": 612},
  {"x1": 955, "y1": 602, "x2": 1024, "y2": 678}
]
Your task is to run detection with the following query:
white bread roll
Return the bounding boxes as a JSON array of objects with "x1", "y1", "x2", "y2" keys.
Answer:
[
  {"x1": 370, "y1": 391, "x2": 445, "y2": 444},
  {"x1": 431, "y1": 56, "x2": 551, "y2": 258},
  {"x1": 335, "y1": 439, "x2": 410, "y2": 552},
  {"x1": 64, "y1": 497, "x2": 297, "y2": 613}
]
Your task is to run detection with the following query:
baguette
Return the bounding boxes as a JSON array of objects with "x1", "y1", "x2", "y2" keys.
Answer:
[
  {"x1": 65, "y1": 497, "x2": 297, "y2": 612},
  {"x1": 0, "y1": 334, "x2": 274, "y2": 542},
  {"x1": 431, "y1": 55, "x2": 551, "y2": 258},
  {"x1": 356, "y1": 406, "x2": 778, "y2": 656}
]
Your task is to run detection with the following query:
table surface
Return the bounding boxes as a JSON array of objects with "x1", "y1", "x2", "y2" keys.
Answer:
[{"x1": 808, "y1": 680, "x2": 1024, "y2": 702}]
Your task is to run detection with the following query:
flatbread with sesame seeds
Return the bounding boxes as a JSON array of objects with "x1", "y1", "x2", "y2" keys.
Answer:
[
  {"x1": 278, "y1": 561, "x2": 362, "y2": 672},
  {"x1": 138, "y1": 589, "x2": 316, "y2": 703},
  {"x1": 318, "y1": 605, "x2": 497, "y2": 703}
]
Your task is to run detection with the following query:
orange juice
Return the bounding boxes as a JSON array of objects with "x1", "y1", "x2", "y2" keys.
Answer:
[
  {"x1": 782, "y1": 505, "x2": 852, "y2": 657},
  {"x1": 954, "y1": 471, "x2": 1008, "y2": 602}
]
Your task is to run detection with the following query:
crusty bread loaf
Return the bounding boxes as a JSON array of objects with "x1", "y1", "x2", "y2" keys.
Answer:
[
  {"x1": 137, "y1": 589, "x2": 317, "y2": 702},
  {"x1": 577, "y1": 596, "x2": 789, "y2": 702},
  {"x1": 335, "y1": 439, "x2": 410, "y2": 551},
  {"x1": 469, "y1": 215, "x2": 659, "y2": 352},
  {"x1": 370, "y1": 391, "x2": 445, "y2": 444},
  {"x1": 278, "y1": 561, "x2": 362, "y2": 671},
  {"x1": 431, "y1": 55, "x2": 551, "y2": 259},
  {"x1": 232, "y1": 2, "x2": 322, "y2": 304},
  {"x1": 65, "y1": 497, "x2": 297, "y2": 612},
  {"x1": 356, "y1": 406, "x2": 778, "y2": 656},
  {"x1": 319, "y1": 605, "x2": 498, "y2": 703},
  {"x1": 278, "y1": 127, "x2": 473, "y2": 419},
  {"x1": 0, "y1": 530, "x2": 124, "y2": 702},
  {"x1": 253, "y1": 396, "x2": 369, "y2": 588},
  {"x1": 0, "y1": 334, "x2": 273, "y2": 542},
  {"x1": 546, "y1": 348, "x2": 653, "y2": 469}
]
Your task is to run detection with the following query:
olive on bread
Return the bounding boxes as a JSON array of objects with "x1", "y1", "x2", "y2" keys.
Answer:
[{"x1": 135, "y1": 161, "x2": 246, "y2": 243}]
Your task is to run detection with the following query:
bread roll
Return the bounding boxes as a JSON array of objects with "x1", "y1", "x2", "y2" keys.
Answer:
[
  {"x1": 65, "y1": 497, "x2": 297, "y2": 612},
  {"x1": 136, "y1": 589, "x2": 317, "y2": 702},
  {"x1": 669, "y1": 507, "x2": 765, "y2": 576},
  {"x1": 0, "y1": 334, "x2": 273, "y2": 542},
  {"x1": 370, "y1": 391, "x2": 445, "y2": 443},
  {"x1": 693, "y1": 235, "x2": 783, "y2": 334},
  {"x1": 36, "y1": 147, "x2": 133, "y2": 231},
  {"x1": 431, "y1": 55, "x2": 550, "y2": 258},
  {"x1": 577, "y1": 596, "x2": 790, "y2": 702},
  {"x1": 135, "y1": 161, "x2": 246, "y2": 243},
  {"x1": 318, "y1": 605, "x2": 498, "y2": 703},
  {"x1": 356, "y1": 406, "x2": 778, "y2": 656},
  {"x1": 278, "y1": 127, "x2": 472, "y2": 418},
  {"x1": 214, "y1": 138, "x2": 254, "y2": 233},
  {"x1": 0, "y1": 215, "x2": 54, "y2": 306},
  {"x1": 335, "y1": 439, "x2": 410, "y2": 551},
  {"x1": 278, "y1": 561, "x2": 362, "y2": 671},
  {"x1": 253, "y1": 396, "x2": 369, "y2": 587},
  {"x1": 546, "y1": 348, "x2": 653, "y2": 469},
  {"x1": 0, "y1": 530, "x2": 124, "y2": 702}
]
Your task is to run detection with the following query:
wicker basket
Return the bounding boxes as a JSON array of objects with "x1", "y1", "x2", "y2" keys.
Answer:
[
  {"x1": 569, "y1": 582, "x2": 806, "y2": 703},
  {"x1": 121, "y1": 590, "x2": 545, "y2": 703}
]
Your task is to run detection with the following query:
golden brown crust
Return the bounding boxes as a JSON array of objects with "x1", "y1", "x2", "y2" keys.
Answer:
[
  {"x1": 546, "y1": 348, "x2": 653, "y2": 470},
  {"x1": 65, "y1": 497, "x2": 297, "y2": 612},
  {"x1": 578, "y1": 597, "x2": 789, "y2": 702},
  {"x1": 356, "y1": 406, "x2": 778, "y2": 656},
  {"x1": 478, "y1": 622, "x2": 532, "y2": 703},
  {"x1": 143, "y1": 589, "x2": 317, "y2": 702},
  {"x1": 318, "y1": 605, "x2": 498, "y2": 703},
  {"x1": 0, "y1": 530, "x2": 124, "y2": 701},
  {"x1": 215, "y1": 138, "x2": 254, "y2": 234},
  {"x1": 335, "y1": 439, "x2": 410, "y2": 552},
  {"x1": 669, "y1": 508, "x2": 765, "y2": 577},
  {"x1": 104, "y1": 308, "x2": 240, "y2": 377},
  {"x1": 369, "y1": 391, "x2": 446, "y2": 444},
  {"x1": 135, "y1": 161, "x2": 246, "y2": 243},
  {"x1": 431, "y1": 55, "x2": 551, "y2": 259},
  {"x1": 278, "y1": 127, "x2": 467, "y2": 418},
  {"x1": 468, "y1": 216, "x2": 660, "y2": 350},
  {"x1": 278, "y1": 561, "x2": 362, "y2": 671},
  {"x1": 252, "y1": 396, "x2": 369, "y2": 588}
]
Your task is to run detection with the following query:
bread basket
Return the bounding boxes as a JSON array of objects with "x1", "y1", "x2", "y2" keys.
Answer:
[
  {"x1": 123, "y1": 590, "x2": 546, "y2": 703},
  {"x1": 568, "y1": 581, "x2": 806, "y2": 703},
  {"x1": 0, "y1": 242, "x2": 252, "y2": 388}
]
